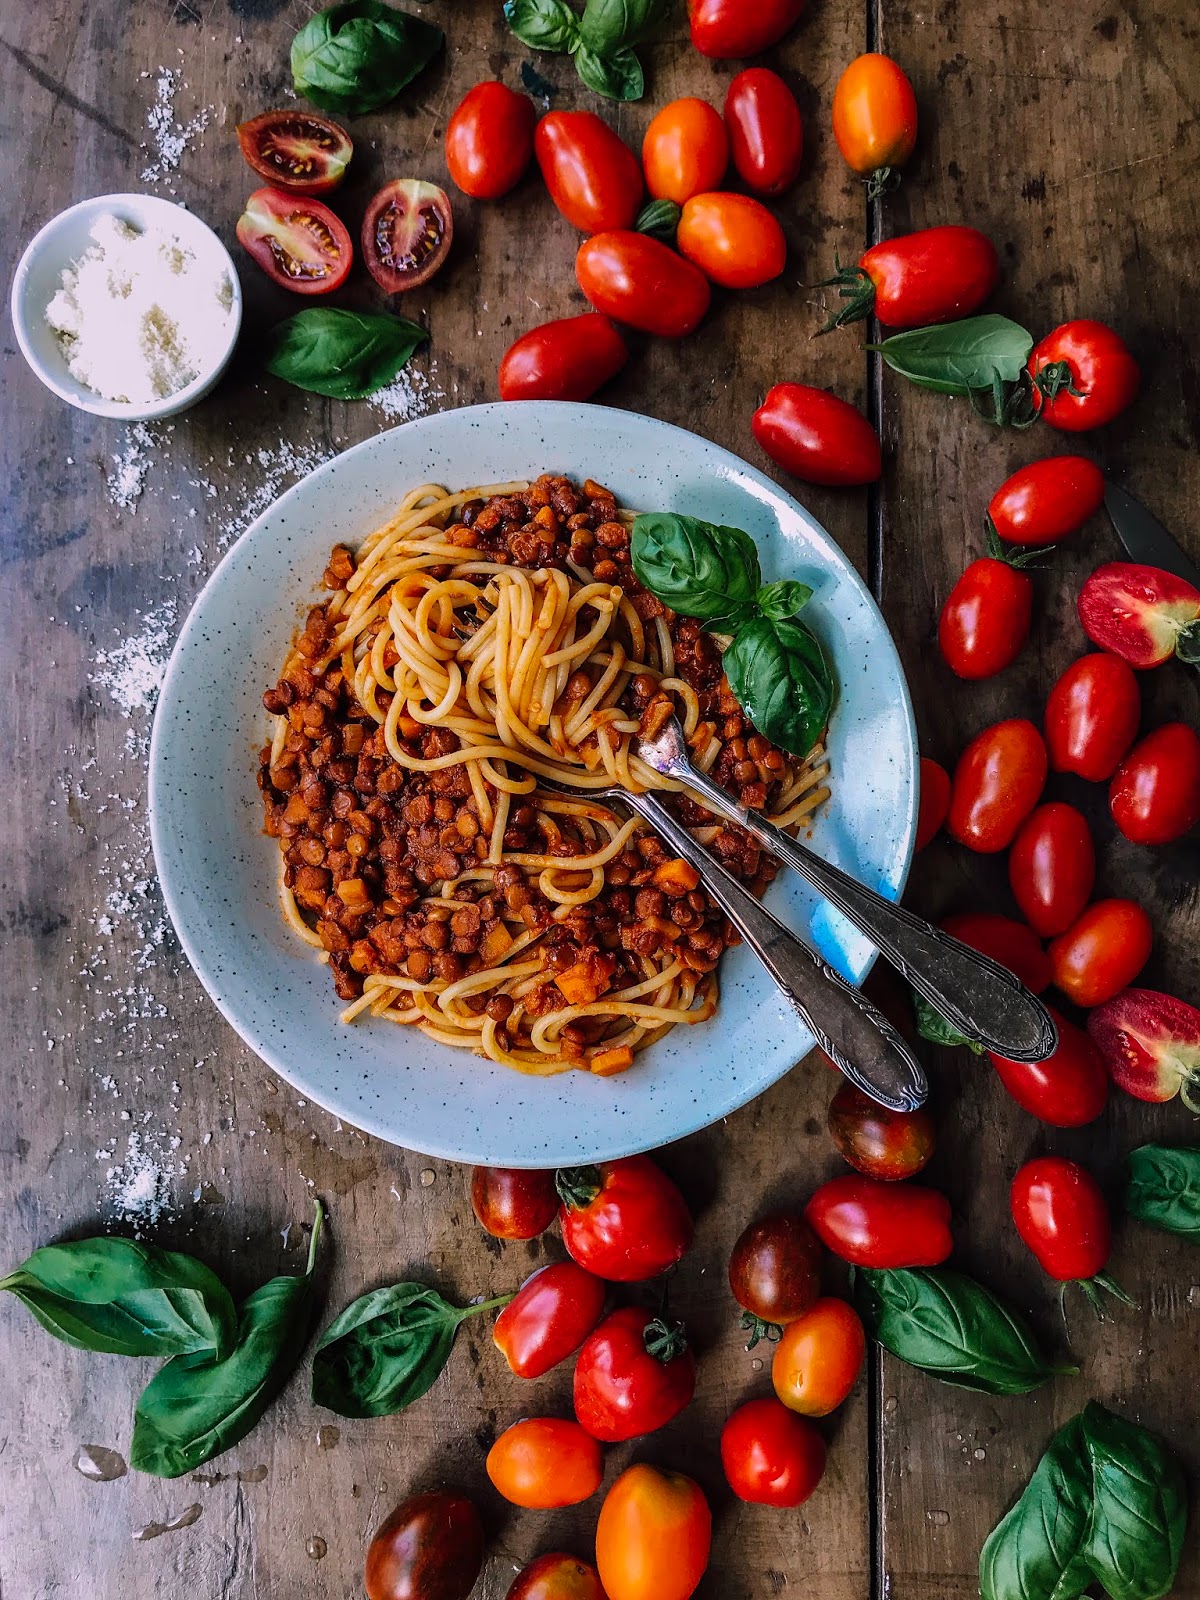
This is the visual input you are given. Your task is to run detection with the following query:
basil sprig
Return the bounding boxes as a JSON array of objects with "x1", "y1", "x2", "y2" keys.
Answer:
[
  {"x1": 854, "y1": 1265, "x2": 1074, "y2": 1395},
  {"x1": 265, "y1": 308, "x2": 429, "y2": 401},
  {"x1": 872, "y1": 314, "x2": 1040, "y2": 426},
  {"x1": 1126, "y1": 1144, "x2": 1200, "y2": 1242},
  {"x1": 630, "y1": 512, "x2": 835, "y2": 760},
  {"x1": 0, "y1": 1237, "x2": 236, "y2": 1360},
  {"x1": 130, "y1": 1203, "x2": 325, "y2": 1479},
  {"x1": 980, "y1": 1403, "x2": 1187, "y2": 1600},
  {"x1": 504, "y1": 0, "x2": 671, "y2": 102},
  {"x1": 291, "y1": 0, "x2": 443, "y2": 116},
  {"x1": 312, "y1": 1281, "x2": 513, "y2": 1418}
]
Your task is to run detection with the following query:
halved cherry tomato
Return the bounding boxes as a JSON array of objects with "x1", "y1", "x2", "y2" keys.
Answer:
[
  {"x1": 1078, "y1": 562, "x2": 1200, "y2": 668},
  {"x1": 1010, "y1": 1156, "x2": 1115, "y2": 1287},
  {"x1": 556, "y1": 1156, "x2": 693, "y2": 1281},
  {"x1": 576, "y1": 232, "x2": 711, "y2": 339},
  {"x1": 938, "y1": 556, "x2": 1032, "y2": 680},
  {"x1": 1008, "y1": 802, "x2": 1096, "y2": 938},
  {"x1": 941, "y1": 912, "x2": 1052, "y2": 993},
  {"x1": 1048, "y1": 898, "x2": 1153, "y2": 1007},
  {"x1": 486, "y1": 1418, "x2": 603, "y2": 1509},
  {"x1": 445, "y1": 81, "x2": 537, "y2": 200},
  {"x1": 362, "y1": 180, "x2": 453, "y2": 292},
  {"x1": 724, "y1": 68, "x2": 804, "y2": 195},
  {"x1": 753, "y1": 384, "x2": 882, "y2": 487},
  {"x1": 721, "y1": 1397, "x2": 826, "y2": 1507},
  {"x1": 827, "y1": 1080, "x2": 935, "y2": 1181},
  {"x1": 805, "y1": 1175, "x2": 952, "y2": 1268},
  {"x1": 916, "y1": 757, "x2": 952, "y2": 849},
  {"x1": 677, "y1": 191, "x2": 786, "y2": 289},
  {"x1": 687, "y1": 0, "x2": 805, "y2": 58},
  {"x1": 470, "y1": 1166, "x2": 557, "y2": 1239},
  {"x1": 988, "y1": 1006, "x2": 1108, "y2": 1126},
  {"x1": 832, "y1": 54, "x2": 918, "y2": 193},
  {"x1": 493, "y1": 1262, "x2": 607, "y2": 1379},
  {"x1": 948, "y1": 719, "x2": 1047, "y2": 852},
  {"x1": 506, "y1": 1554, "x2": 607, "y2": 1600},
  {"x1": 499, "y1": 314, "x2": 627, "y2": 403},
  {"x1": 1088, "y1": 987, "x2": 1200, "y2": 1107},
  {"x1": 535, "y1": 112, "x2": 643, "y2": 235},
  {"x1": 573, "y1": 1306, "x2": 695, "y2": 1442},
  {"x1": 988, "y1": 456, "x2": 1105, "y2": 546},
  {"x1": 826, "y1": 227, "x2": 998, "y2": 331},
  {"x1": 771, "y1": 1297, "x2": 865, "y2": 1417},
  {"x1": 236, "y1": 187, "x2": 352, "y2": 294},
  {"x1": 365, "y1": 1491, "x2": 484, "y2": 1600},
  {"x1": 596, "y1": 1466, "x2": 710, "y2": 1600},
  {"x1": 237, "y1": 111, "x2": 352, "y2": 196},
  {"x1": 1028, "y1": 320, "x2": 1140, "y2": 431},
  {"x1": 642, "y1": 98, "x2": 728, "y2": 204},
  {"x1": 1045, "y1": 653, "x2": 1141, "y2": 781},
  {"x1": 1110, "y1": 722, "x2": 1200, "y2": 844},
  {"x1": 728, "y1": 1211, "x2": 821, "y2": 1338}
]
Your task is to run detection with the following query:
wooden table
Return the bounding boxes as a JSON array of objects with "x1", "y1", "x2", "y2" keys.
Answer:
[{"x1": 2, "y1": 1, "x2": 1198, "y2": 1595}]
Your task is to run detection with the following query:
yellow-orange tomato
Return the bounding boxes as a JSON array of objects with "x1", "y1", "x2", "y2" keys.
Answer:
[
  {"x1": 832, "y1": 54, "x2": 918, "y2": 185},
  {"x1": 771, "y1": 1297, "x2": 866, "y2": 1417},
  {"x1": 642, "y1": 97, "x2": 729, "y2": 204},
  {"x1": 486, "y1": 1417, "x2": 603, "y2": 1509},
  {"x1": 506, "y1": 1552, "x2": 608, "y2": 1600},
  {"x1": 677, "y1": 192, "x2": 786, "y2": 289},
  {"x1": 595, "y1": 1464, "x2": 711, "y2": 1600}
]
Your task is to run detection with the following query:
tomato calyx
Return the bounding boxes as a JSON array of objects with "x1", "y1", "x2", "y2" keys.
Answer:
[
  {"x1": 739, "y1": 1309, "x2": 784, "y2": 1350},
  {"x1": 556, "y1": 1165, "x2": 604, "y2": 1210},
  {"x1": 635, "y1": 198, "x2": 681, "y2": 244},
  {"x1": 865, "y1": 164, "x2": 903, "y2": 202},
  {"x1": 982, "y1": 524, "x2": 1053, "y2": 570},
  {"x1": 819, "y1": 258, "x2": 875, "y2": 333},
  {"x1": 643, "y1": 1315, "x2": 688, "y2": 1364},
  {"x1": 1066, "y1": 1271, "x2": 1137, "y2": 1327},
  {"x1": 1033, "y1": 358, "x2": 1086, "y2": 405},
  {"x1": 966, "y1": 369, "x2": 1040, "y2": 430}
]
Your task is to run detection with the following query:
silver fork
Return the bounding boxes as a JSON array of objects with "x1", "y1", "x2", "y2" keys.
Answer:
[
  {"x1": 541, "y1": 777, "x2": 929, "y2": 1112},
  {"x1": 637, "y1": 713, "x2": 1057, "y2": 1064}
]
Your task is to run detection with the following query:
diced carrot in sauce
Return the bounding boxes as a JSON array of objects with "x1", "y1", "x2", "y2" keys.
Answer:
[
  {"x1": 336, "y1": 878, "x2": 372, "y2": 913},
  {"x1": 590, "y1": 1045, "x2": 634, "y2": 1076},
  {"x1": 397, "y1": 714, "x2": 423, "y2": 739},
  {"x1": 555, "y1": 954, "x2": 617, "y2": 1007},
  {"x1": 652, "y1": 857, "x2": 702, "y2": 894},
  {"x1": 480, "y1": 923, "x2": 515, "y2": 966}
]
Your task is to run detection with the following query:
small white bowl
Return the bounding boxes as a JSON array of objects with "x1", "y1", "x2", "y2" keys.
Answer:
[{"x1": 10, "y1": 191, "x2": 243, "y2": 421}]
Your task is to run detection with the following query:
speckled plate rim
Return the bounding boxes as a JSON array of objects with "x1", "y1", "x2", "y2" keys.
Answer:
[{"x1": 149, "y1": 402, "x2": 918, "y2": 1167}]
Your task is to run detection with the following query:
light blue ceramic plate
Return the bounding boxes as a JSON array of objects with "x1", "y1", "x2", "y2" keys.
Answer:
[{"x1": 149, "y1": 403, "x2": 917, "y2": 1166}]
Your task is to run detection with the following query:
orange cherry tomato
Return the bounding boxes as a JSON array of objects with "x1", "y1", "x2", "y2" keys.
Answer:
[
  {"x1": 486, "y1": 1417, "x2": 603, "y2": 1510},
  {"x1": 832, "y1": 54, "x2": 918, "y2": 193},
  {"x1": 915, "y1": 757, "x2": 951, "y2": 849},
  {"x1": 595, "y1": 1465, "x2": 711, "y2": 1600},
  {"x1": 642, "y1": 98, "x2": 728, "y2": 204},
  {"x1": 505, "y1": 1553, "x2": 608, "y2": 1600},
  {"x1": 677, "y1": 192, "x2": 786, "y2": 289},
  {"x1": 771, "y1": 1297, "x2": 866, "y2": 1417}
]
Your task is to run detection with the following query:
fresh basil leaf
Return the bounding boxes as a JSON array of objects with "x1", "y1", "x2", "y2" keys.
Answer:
[
  {"x1": 912, "y1": 992, "x2": 984, "y2": 1055},
  {"x1": 0, "y1": 1238, "x2": 236, "y2": 1360},
  {"x1": 874, "y1": 315, "x2": 1034, "y2": 397},
  {"x1": 579, "y1": 0, "x2": 669, "y2": 51},
  {"x1": 129, "y1": 1204, "x2": 324, "y2": 1479},
  {"x1": 855, "y1": 1266, "x2": 1072, "y2": 1395},
  {"x1": 1126, "y1": 1144, "x2": 1200, "y2": 1242},
  {"x1": 504, "y1": 0, "x2": 580, "y2": 52},
  {"x1": 1080, "y1": 1402, "x2": 1187, "y2": 1600},
  {"x1": 979, "y1": 1414, "x2": 1094, "y2": 1600},
  {"x1": 721, "y1": 616, "x2": 834, "y2": 759},
  {"x1": 756, "y1": 579, "x2": 812, "y2": 622},
  {"x1": 311, "y1": 1282, "x2": 511, "y2": 1418},
  {"x1": 631, "y1": 512, "x2": 762, "y2": 625},
  {"x1": 291, "y1": 0, "x2": 444, "y2": 116},
  {"x1": 264, "y1": 308, "x2": 428, "y2": 401},
  {"x1": 574, "y1": 41, "x2": 644, "y2": 100}
]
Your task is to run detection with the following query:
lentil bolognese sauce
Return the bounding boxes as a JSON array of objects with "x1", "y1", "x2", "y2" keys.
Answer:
[{"x1": 257, "y1": 475, "x2": 831, "y2": 1077}]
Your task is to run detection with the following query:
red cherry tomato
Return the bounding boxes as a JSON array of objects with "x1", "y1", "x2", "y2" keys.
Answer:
[
  {"x1": 948, "y1": 719, "x2": 1047, "y2": 852},
  {"x1": 445, "y1": 81, "x2": 537, "y2": 200},
  {"x1": 1045, "y1": 653, "x2": 1141, "y2": 781},
  {"x1": 1028, "y1": 320, "x2": 1140, "y2": 432},
  {"x1": 916, "y1": 757, "x2": 952, "y2": 849},
  {"x1": 236, "y1": 187, "x2": 352, "y2": 294},
  {"x1": 1048, "y1": 898, "x2": 1153, "y2": 1008},
  {"x1": 642, "y1": 98, "x2": 728, "y2": 204},
  {"x1": 1087, "y1": 987, "x2": 1200, "y2": 1107},
  {"x1": 687, "y1": 0, "x2": 805, "y2": 58},
  {"x1": 830, "y1": 227, "x2": 998, "y2": 331},
  {"x1": 1007, "y1": 802, "x2": 1096, "y2": 938},
  {"x1": 721, "y1": 1398, "x2": 826, "y2": 1507},
  {"x1": 1078, "y1": 562, "x2": 1200, "y2": 668},
  {"x1": 573, "y1": 1306, "x2": 696, "y2": 1442},
  {"x1": 724, "y1": 69, "x2": 804, "y2": 195},
  {"x1": 827, "y1": 1080, "x2": 935, "y2": 1181},
  {"x1": 771, "y1": 1297, "x2": 866, "y2": 1416},
  {"x1": 988, "y1": 457, "x2": 1105, "y2": 546},
  {"x1": 493, "y1": 1262, "x2": 607, "y2": 1379},
  {"x1": 576, "y1": 232, "x2": 711, "y2": 339},
  {"x1": 676, "y1": 191, "x2": 786, "y2": 289},
  {"x1": 1010, "y1": 1156, "x2": 1114, "y2": 1285},
  {"x1": 728, "y1": 1211, "x2": 821, "y2": 1334},
  {"x1": 941, "y1": 912, "x2": 1052, "y2": 993},
  {"x1": 938, "y1": 557, "x2": 1032, "y2": 680},
  {"x1": 362, "y1": 179, "x2": 453, "y2": 292},
  {"x1": 831, "y1": 54, "x2": 918, "y2": 189},
  {"x1": 236, "y1": 110, "x2": 352, "y2": 196},
  {"x1": 486, "y1": 1417, "x2": 603, "y2": 1509},
  {"x1": 988, "y1": 1006, "x2": 1108, "y2": 1126},
  {"x1": 1110, "y1": 723, "x2": 1200, "y2": 845},
  {"x1": 556, "y1": 1156, "x2": 693, "y2": 1281},
  {"x1": 499, "y1": 314, "x2": 628, "y2": 403},
  {"x1": 470, "y1": 1166, "x2": 557, "y2": 1239},
  {"x1": 505, "y1": 1554, "x2": 607, "y2": 1600},
  {"x1": 535, "y1": 112, "x2": 643, "y2": 235},
  {"x1": 753, "y1": 384, "x2": 882, "y2": 487},
  {"x1": 595, "y1": 1465, "x2": 711, "y2": 1600},
  {"x1": 365, "y1": 1491, "x2": 484, "y2": 1600},
  {"x1": 804, "y1": 1174, "x2": 952, "y2": 1268}
]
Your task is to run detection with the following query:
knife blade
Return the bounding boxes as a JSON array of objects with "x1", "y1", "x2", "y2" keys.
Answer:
[{"x1": 1105, "y1": 482, "x2": 1200, "y2": 588}]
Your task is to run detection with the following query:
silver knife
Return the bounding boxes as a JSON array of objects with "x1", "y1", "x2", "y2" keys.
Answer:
[{"x1": 1105, "y1": 483, "x2": 1200, "y2": 588}]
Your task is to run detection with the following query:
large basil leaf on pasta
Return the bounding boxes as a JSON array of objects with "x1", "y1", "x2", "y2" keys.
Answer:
[
  {"x1": 264, "y1": 308, "x2": 428, "y2": 400},
  {"x1": 720, "y1": 615, "x2": 833, "y2": 759},
  {"x1": 630, "y1": 512, "x2": 762, "y2": 625}
]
